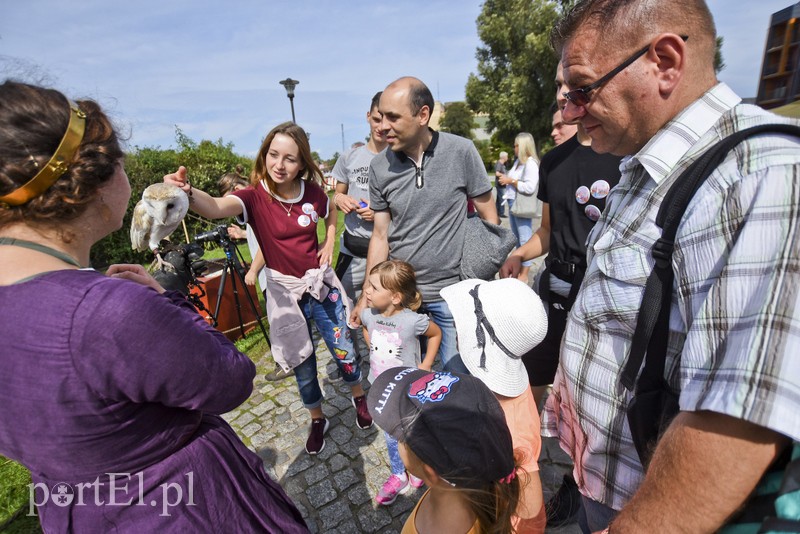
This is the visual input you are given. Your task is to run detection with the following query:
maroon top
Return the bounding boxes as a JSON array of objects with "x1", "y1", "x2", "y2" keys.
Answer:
[
  {"x1": 0, "y1": 270, "x2": 307, "y2": 532},
  {"x1": 232, "y1": 181, "x2": 329, "y2": 278}
]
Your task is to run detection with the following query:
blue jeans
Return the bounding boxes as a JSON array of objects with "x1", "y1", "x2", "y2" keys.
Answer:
[
  {"x1": 385, "y1": 432, "x2": 405, "y2": 475},
  {"x1": 418, "y1": 299, "x2": 469, "y2": 374},
  {"x1": 578, "y1": 495, "x2": 618, "y2": 534},
  {"x1": 495, "y1": 185, "x2": 506, "y2": 216},
  {"x1": 508, "y1": 200, "x2": 534, "y2": 268},
  {"x1": 293, "y1": 289, "x2": 361, "y2": 409}
]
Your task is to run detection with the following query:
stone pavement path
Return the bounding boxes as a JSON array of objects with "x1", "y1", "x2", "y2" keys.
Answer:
[
  {"x1": 221, "y1": 211, "x2": 582, "y2": 532},
  {"x1": 224, "y1": 334, "x2": 582, "y2": 533}
]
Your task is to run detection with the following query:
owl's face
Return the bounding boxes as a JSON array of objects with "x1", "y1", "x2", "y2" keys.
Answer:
[
  {"x1": 142, "y1": 184, "x2": 189, "y2": 225},
  {"x1": 145, "y1": 197, "x2": 182, "y2": 225}
]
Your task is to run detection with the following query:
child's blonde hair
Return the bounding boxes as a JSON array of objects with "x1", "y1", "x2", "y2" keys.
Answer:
[{"x1": 370, "y1": 260, "x2": 423, "y2": 311}]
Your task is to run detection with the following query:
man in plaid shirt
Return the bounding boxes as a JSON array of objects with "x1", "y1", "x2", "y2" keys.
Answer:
[{"x1": 543, "y1": 1, "x2": 800, "y2": 532}]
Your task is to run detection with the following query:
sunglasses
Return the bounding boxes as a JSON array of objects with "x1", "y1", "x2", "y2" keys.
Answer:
[{"x1": 562, "y1": 35, "x2": 689, "y2": 107}]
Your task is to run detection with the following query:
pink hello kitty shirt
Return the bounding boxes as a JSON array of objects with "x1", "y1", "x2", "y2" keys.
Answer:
[{"x1": 360, "y1": 308, "x2": 430, "y2": 383}]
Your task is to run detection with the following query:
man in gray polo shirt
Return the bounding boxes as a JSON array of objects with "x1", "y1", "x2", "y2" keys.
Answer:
[{"x1": 350, "y1": 76, "x2": 499, "y2": 373}]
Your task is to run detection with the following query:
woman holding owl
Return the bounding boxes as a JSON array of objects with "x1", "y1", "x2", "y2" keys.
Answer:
[
  {"x1": 163, "y1": 121, "x2": 373, "y2": 457},
  {"x1": 0, "y1": 81, "x2": 307, "y2": 532}
]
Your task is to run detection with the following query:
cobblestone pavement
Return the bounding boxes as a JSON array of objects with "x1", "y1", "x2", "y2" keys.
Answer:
[
  {"x1": 222, "y1": 213, "x2": 581, "y2": 532},
  {"x1": 224, "y1": 338, "x2": 581, "y2": 533}
]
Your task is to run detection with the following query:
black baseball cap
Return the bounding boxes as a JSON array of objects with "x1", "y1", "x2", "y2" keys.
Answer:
[{"x1": 367, "y1": 366, "x2": 514, "y2": 489}]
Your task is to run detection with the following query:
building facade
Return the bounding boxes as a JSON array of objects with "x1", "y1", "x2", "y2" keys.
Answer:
[{"x1": 757, "y1": 2, "x2": 800, "y2": 109}]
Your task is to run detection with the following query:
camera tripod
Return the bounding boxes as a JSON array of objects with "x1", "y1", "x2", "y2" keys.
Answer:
[{"x1": 208, "y1": 236, "x2": 271, "y2": 346}]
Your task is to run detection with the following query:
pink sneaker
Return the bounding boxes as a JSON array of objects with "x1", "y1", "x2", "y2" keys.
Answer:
[
  {"x1": 375, "y1": 474, "x2": 410, "y2": 506},
  {"x1": 408, "y1": 473, "x2": 425, "y2": 489}
]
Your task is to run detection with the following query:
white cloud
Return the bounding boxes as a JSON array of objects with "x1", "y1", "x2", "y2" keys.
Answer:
[{"x1": 0, "y1": 1, "x2": 789, "y2": 158}]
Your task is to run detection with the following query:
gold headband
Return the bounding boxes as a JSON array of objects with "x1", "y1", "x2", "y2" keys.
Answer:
[{"x1": 0, "y1": 102, "x2": 86, "y2": 206}]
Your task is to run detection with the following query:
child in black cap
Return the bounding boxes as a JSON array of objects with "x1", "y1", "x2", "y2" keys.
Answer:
[
  {"x1": 367, "y1": 366, "x2": 521, "y2": 534},
  {"x1": 441, "y1": 277, "x2": 549, "y2": 532}
]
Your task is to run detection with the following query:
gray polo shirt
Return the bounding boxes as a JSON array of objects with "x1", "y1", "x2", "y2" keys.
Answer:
[{"x1": 369, "y1": 130, "x2": 492, "y2": 301}]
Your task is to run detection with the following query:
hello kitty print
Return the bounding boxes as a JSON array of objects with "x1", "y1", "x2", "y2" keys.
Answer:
[{"x1": 360, "y1": 307, "x2": 431, "y2": 383}]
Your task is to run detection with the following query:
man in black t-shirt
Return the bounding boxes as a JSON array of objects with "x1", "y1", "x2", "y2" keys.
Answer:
[{"x1": 500, "y1": 64, "x2": 622, "y2": 406}]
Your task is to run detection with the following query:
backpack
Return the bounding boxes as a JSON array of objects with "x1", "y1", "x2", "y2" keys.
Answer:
[{"x1": 622, "y1": 123, "x2": 800, "y2": 532}]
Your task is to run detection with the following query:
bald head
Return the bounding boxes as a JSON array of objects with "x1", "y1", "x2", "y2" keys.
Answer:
[
  {"x1": 386, "y1": 77, "x2": 434, "y2": 119},
  {"x1": 552, "y1": 0, "x2": 717, "y2": 79}
]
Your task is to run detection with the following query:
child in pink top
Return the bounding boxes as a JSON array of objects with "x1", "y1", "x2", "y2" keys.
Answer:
[{"x1": 441, "y1": 277, "x2": 549, "y2": 533}]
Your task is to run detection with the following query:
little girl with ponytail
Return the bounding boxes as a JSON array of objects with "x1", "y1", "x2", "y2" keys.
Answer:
[{"x1": 360, "y1": 260, "x2": 442, "y2": 505}]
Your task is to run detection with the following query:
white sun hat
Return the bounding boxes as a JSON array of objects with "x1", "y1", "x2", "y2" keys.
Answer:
[{"x1": 440, "y1": 278, "x2": 548, "y2": 397}]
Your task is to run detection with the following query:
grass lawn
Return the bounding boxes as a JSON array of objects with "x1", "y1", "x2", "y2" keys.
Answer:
[{"x1": 0, "y1": 202, "x2": 345, "y2": 531}]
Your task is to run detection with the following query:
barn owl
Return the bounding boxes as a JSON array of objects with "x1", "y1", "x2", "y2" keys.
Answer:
[{"x1": 130, "y1": 183, "x2": 189, "y2": 267}]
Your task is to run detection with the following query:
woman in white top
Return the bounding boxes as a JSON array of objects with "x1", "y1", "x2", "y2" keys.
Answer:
[{"x1": 498, "y1": 132, "x2": 540, "y2": 283}]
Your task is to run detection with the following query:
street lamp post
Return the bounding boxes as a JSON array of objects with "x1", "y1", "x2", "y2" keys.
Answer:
[{"x1": 279, "y1": 78, "x2": 300, "y2": 123}]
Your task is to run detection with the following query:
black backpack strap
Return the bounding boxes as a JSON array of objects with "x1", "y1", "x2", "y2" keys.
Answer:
[{"x1": 622, "y1": 123, "x2": 800, "y2": 392}]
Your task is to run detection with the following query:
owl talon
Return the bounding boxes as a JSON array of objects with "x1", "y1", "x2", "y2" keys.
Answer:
[{"x1": 154, "y1": 250, "x2": 165, "y2": 271}]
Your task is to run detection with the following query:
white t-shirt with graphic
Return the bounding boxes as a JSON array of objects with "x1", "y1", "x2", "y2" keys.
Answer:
[{"x1": 360, "y1": 307, "x2": 430, "y2": 383}]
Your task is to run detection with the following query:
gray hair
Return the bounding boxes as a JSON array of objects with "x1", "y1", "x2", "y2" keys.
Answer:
[{"x1": 551, "y1": 0, "x2": 716, "y2": 58}]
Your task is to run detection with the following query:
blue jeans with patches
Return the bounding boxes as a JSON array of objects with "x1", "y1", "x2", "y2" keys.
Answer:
[
  {"x1": 385, "y1": 432, "x2": 405, "y2": 475},
  {"x1": 293, "y1": 289, "x2": 361, "y2": 409}
]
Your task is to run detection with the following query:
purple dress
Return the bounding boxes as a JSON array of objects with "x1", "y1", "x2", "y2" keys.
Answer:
[{"x1": 0, "y1": 270, "x2": 307, "y2": 533}]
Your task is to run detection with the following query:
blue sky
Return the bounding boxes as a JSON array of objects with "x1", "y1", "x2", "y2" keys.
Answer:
[{"x1": 0, "y1": 1, "x2": 793, "y2": 159}]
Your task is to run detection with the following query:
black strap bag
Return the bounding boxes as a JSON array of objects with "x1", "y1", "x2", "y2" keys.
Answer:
[
  {"x1": 622, "y1": 123, "x2": 800, "y2": 532},
  {"x1": 342, "y1": 230, "x2": 371, "y2": 258}
]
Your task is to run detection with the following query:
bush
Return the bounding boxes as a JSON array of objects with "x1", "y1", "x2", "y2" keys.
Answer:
[
  {"x1": 0, "y1": 456, "x2": 33, "y2": 530},
  {"x1": 91, "y1": 128, "x2": 253, "y2": 268}
]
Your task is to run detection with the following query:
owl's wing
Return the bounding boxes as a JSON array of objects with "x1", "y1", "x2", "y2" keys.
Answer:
[{"x1": 130, "y1": 200, "x2": 152, "y2": 251}]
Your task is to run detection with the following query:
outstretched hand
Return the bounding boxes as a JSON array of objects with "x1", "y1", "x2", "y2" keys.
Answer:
[
  {"x1": 107, "y1": 264, "x2": 166, "y2": 294},
  {"x1": 164, "y1": 166, "x2": 191, "y2": 193}
]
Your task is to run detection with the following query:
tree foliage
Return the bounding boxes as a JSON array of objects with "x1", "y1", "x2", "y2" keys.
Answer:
[
  {"x1": 466, "y1": 0, "x2": 565, "y2": 148},
  {"x1": 91, "y1": 128, "x2": 253, "y2": 268},
  {"x1": 715, "y1": 36, "x2": 726, "y2": 74},
  {"x1": 439, "y1": 102, "x2": 477, "y2": 139},
  {"x1": 473, "y1": 134, "x2": 515, "y2": 173}
]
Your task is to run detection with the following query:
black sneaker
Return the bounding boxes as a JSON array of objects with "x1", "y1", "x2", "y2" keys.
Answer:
[
  {"x1": 305, "y1": 418, "x2": 330, "y2": 455},
  {"x1": 545, "y1": 474, "x2": 582, "y2": 526}
]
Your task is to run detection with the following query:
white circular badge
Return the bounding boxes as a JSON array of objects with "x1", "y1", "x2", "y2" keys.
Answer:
[
  {"x1": 585, "y1": 204, "x2": 601, "y2": 222},
  {"x1": 591, "y1": 180, "x2": 610, "y2": 199},
  {"x1": 302, "y1": 203, "x2": 315, "y2": 215},
  {"x1": 311, "y1": 211, "x2": 319, "y2": 223},
  {"x1": 575, "y1": 186, "x2": 590, "y2": 205},
  {"x1": 297, "y1": 214, "x2": 311, "y2": 227}
]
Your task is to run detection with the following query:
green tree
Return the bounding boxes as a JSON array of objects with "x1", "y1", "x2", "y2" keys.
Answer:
[
  {"x1": 326, "y1": 152, "x2": 341, "y2": 169},
  {"x1": 715, "y1": 36, "x2": 726, "y2": 73},
  {"x1": 473, "y1": 134, "x2": 514, "y2": 173},
  {"x1": 439, "y1": 102, "x2": 478, "y2": 139},
  {"x1": 91, "y1": 128, "x2": 253, "y2": 268},
  {"x1": 466, "y1": 0, "x2": 564, "y2": 148}
]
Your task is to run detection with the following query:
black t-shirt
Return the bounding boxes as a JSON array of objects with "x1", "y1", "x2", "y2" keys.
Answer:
[{"x1": 538, "y1": 135, "x2": 622, "y2": 267}]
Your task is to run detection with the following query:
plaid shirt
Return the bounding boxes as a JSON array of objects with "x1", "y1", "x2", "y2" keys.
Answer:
[{"x1": 542, "y1": 83, "x2": 800, "y2": 510}]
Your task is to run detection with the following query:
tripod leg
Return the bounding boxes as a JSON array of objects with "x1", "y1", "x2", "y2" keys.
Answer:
[
  {"x1": 230, "y1": 261, "x2": 272, "y2": 347},
  {"x1": 226, "y1": 264, "x2": 248, "y2": 340},
  {"x1": 211, "y1": 268, "x2": 228, "y2": 328}
]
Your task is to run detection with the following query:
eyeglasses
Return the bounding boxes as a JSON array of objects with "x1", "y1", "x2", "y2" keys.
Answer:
[{"x1": 562, "y1": 35, "x2": 689, "y2": 107}]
